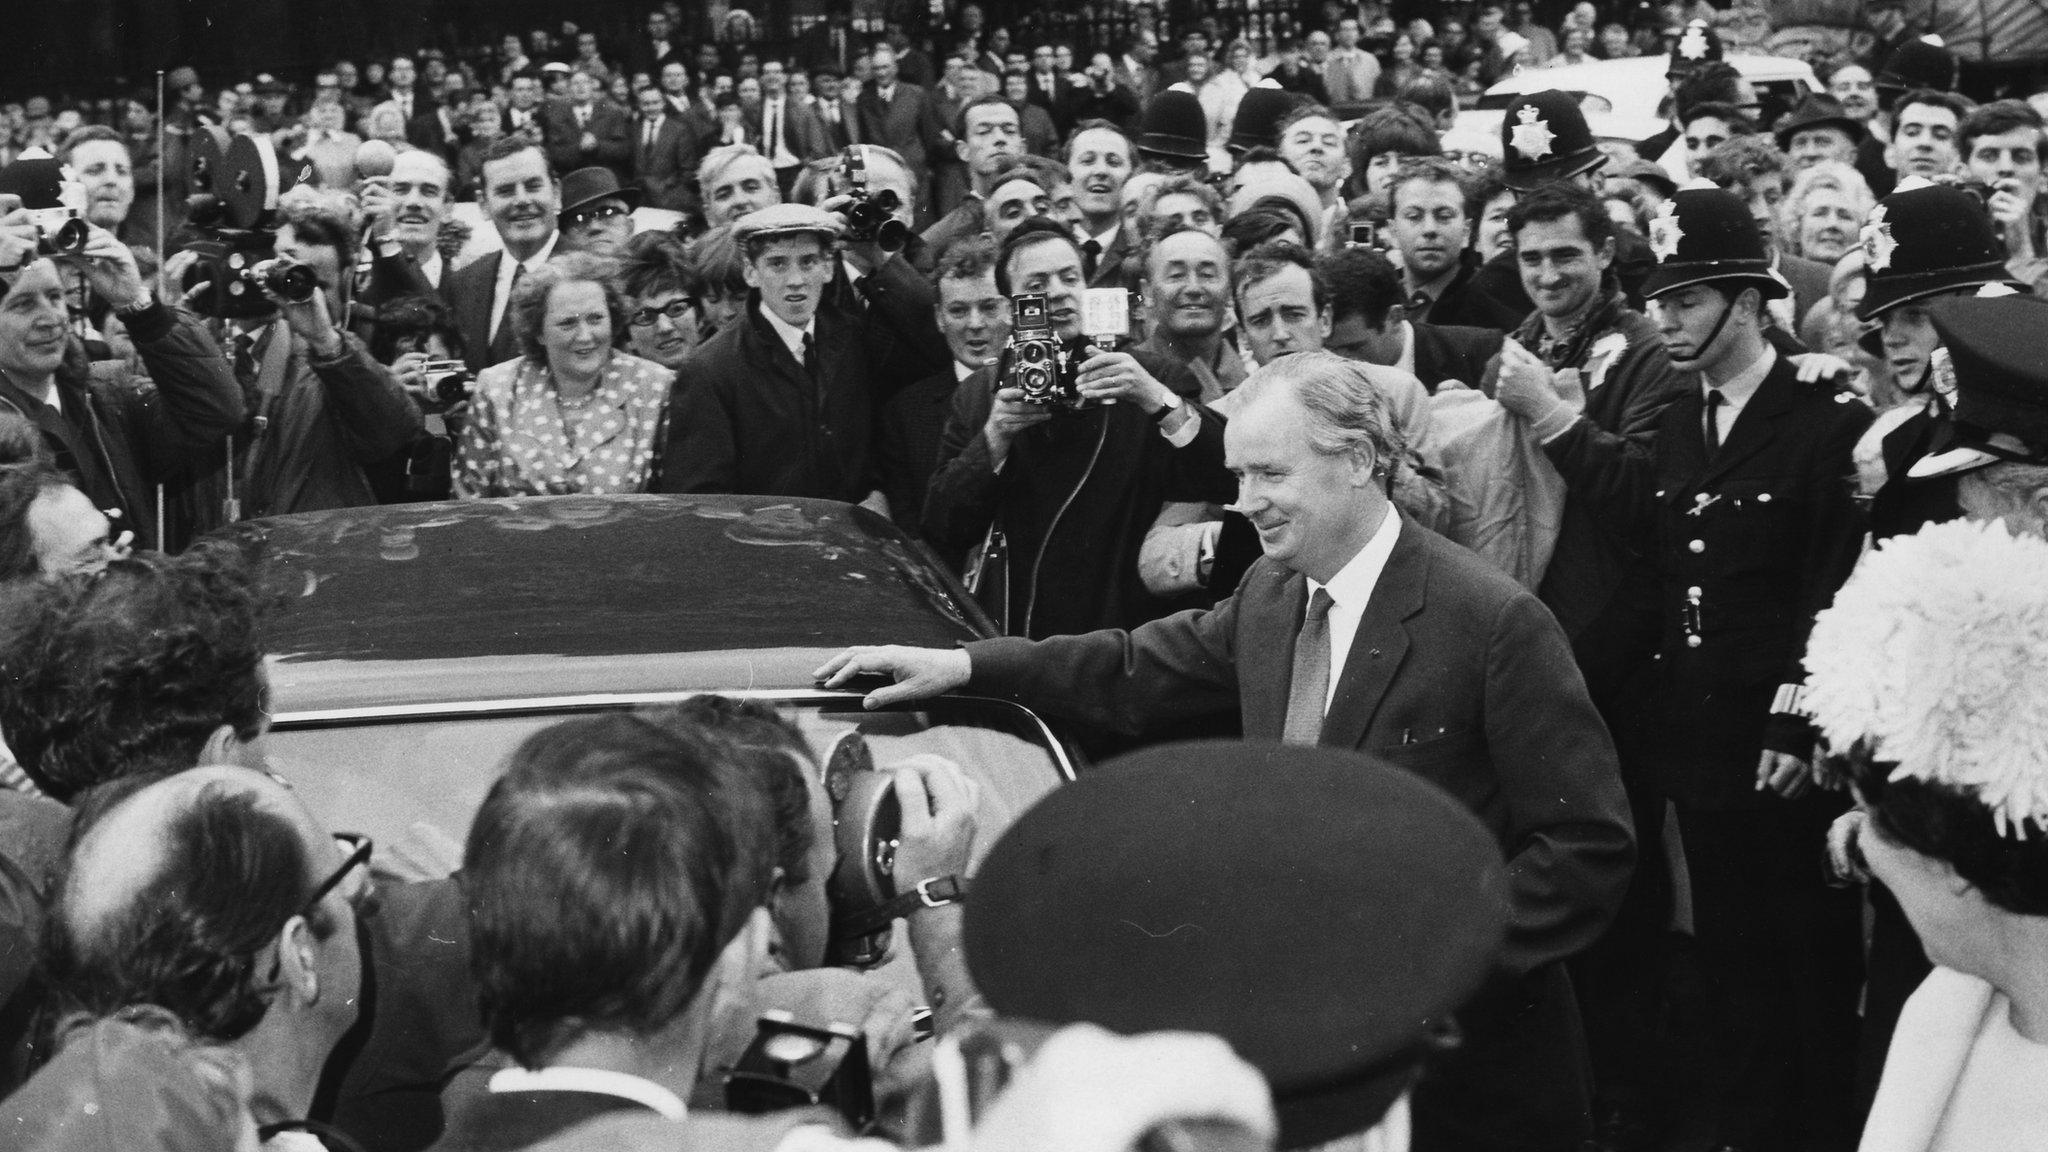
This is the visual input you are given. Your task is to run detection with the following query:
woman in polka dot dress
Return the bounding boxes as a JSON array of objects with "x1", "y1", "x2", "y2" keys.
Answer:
[{"x1": 458, "y1": 252, "x2": 674, "y2": 496}]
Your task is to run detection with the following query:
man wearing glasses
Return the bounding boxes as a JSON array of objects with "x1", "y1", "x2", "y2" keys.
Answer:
[
  {"x1": 40, "y1": 765, "x2": 376, "y2": 1143},
  {"x1": 556, "y1": 167, "x2": 641, "y2": 259}
]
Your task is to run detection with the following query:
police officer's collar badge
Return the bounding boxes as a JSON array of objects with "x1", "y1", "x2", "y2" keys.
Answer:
[
  {"x1": 1928, "y1": 345, "x2": 1957, "y2": 401},
  {"x1": 1649, "y1": 200, "x2": 1684, "y2": 262},
  {"x1": 1677, "y1": 24, "x2": 1711, "y2": 61},
  {"x1": 1511, "y1": 104, "x2": 1556, "y2": 161},
  {"x1": 1863, "y1": 204, "x2": 1896, "y2": 272}
]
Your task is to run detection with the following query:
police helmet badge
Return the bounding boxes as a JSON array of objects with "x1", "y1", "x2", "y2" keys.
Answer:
[
  {"x1": 1510, "y1": 104, "x2": 1556, "y2": 161},
  {"x1": 1677, "y1": 23, "x2": 1712, "y2": 61},
  {"x1": 1862, "y1": 204, "x2": 1897, "y2": 272},
  {"x1": 1649, "y1": 200, "x2": 1685, "y2": 262}
]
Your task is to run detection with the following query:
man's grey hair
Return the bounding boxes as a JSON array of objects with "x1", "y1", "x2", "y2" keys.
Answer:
[
  {"x1": 1962, "y1": 462, "x2": 2048, "y2": 539},
  {"x1": 1236, "y1": 350, "x2": 1404, "y2": 476},
  {"x1": 696, "y1": 144, "x2": 777, "y2": 207}
]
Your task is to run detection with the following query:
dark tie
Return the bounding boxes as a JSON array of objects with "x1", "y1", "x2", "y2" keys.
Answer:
[
  {"x1": 1082, "y1": 239, "x2": 1102, "y2": 281},
  {"x1": 1282, "y1": 589, "x2": 1335, "y2": 746},
  {"x1": 802, "y1": 332, "x2": 824, "y2": 403},
  {"x1": 1406, "y1": 290, "x2": 1432, "y2": 317},
  {"x1": 1705, "y1": 387, "x2": 1726, "y2": 453},
  {"x1": 489, "y1": 263, "x2": 526, "y2": 364},
  {"x1": 643, "y1": 118, "x2": 656, "y2": 151},
  {"x1": 766, "y1": 101, "x2": 781, "y2": 159}
]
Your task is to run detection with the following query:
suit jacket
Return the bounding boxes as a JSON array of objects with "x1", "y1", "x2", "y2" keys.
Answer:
[
  {"x1": 1778, "y1": 252, "x2": 1831, "y2": 329},
  {"x1": 967, "y1": 521, "x2": 1634, "y2": 1148},
  {"x1": 632, "y1": 114, "x2": 698, "y2": 212},
  {"x1": 1615, "y1": 355, "x2": 1873, "y2": 809},
  {"x1": 657, "y1": 300, "x2": 876, "y2": 502},
  {"x1": 877, "y1": 366, "x2": 966, "y2": 533},
  {"x1": 405, "y1": 106, "x2": 465, "y2": 164},
  {"x1": 1409, "y1": 321, "x2": 1503, "y2": 392},
  {"x1": 852, "y1": 81, "x2": 946, "y2": 181},
  {"x1": 815, "y1": 98, "x2": 856, "y2": 152},
  {"x1": 823, "y1": 254, "x2": 952, "y2": 396},
  {"x1": 1024, "y1": 70, "x2": 1075, "y2": 119},
  {"x1": 622, "y1": 35, "x2": 682, "y2": 81},
  {"x1": 446, "y1": 250, "x2": 537, "y2": 374},
  {"x1": 541, "y1": 99, "x2": 634, "y2": 181},
  {"x1": 1419, "y1": 251, "x2": 1528, "y2": 333},
  {"x1": 427, "y1": 1088, "x2": 660, "y2": 1152},
  {"x1": 749, "y1": 96, "x2": 834, "y2": 167},
  {"x1": 1085, "y1": 224, "x2": 1137, "y2": 291}
]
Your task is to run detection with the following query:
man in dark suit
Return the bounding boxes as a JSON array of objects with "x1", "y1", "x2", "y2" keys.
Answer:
[
  {"x1": 1065, "y1": 121, "x2": 1138, "y2": 292},
  {"x1": 1597, "y1": 188, "x2": 1872, "y2": 1152},
  {"x1": 815, "y1": 147, "x2": 953, "y2": 395},
  {"x1": 1319, "y1": 246, "x2": 1504, "y2": 391},
  {"x1": 406, "y1": 96, "x2": 467, "y2": 166},
  {"x1": 1024, "y1": 44, "x2": 1075, "y2": 125},
  {"x1": 541, "y1": 69, "x2": 633, "y2": 183},
  {"x1": 660, "y1": 205, "x2": 882, "y2": 506},
  {"x1": 796, "y1": 9, "x2": 858, "y2": 75},
  {"x1": 445, "y1": 138, "x2": 562, "y2": 372},
  {"x1": 631, "y1": 85, "x2": 696, "y2": 213},
  {"x1": 852, "y1": 43, "x2": 948, "y2": 215},
  {"x1": 621, "y1": 9, "x2": 682, "y2": 81},
  {"x1": 500, "y1": 70, "x2": 548, "y2": 141},
  {"x1": 823, "y1": 347, "x2": 1635, "y2": 1152},
  {"x1": 752, "y1": 60, "x2": 833, "y2": 198},
  {"x1": 428, "y1": 711, "x2": 781, "y2": 1152},
  {"x1": 877, "y1": 237, "x2": 1004, "y2": 534}
]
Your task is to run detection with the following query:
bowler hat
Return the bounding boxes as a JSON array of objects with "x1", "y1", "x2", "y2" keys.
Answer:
[
  {"x1": 1229, "y1": 86, "x2": 1307, "y2": 154},
  {"x1": 1909, "y1": 295, "x2": 2048, "y2": 478},
  {"x1": 557, "y1": 166, "x2": 641, "y2": 221},
  {"x1": 1500, "y1": 90, "x2": 1605, "y2": 191},
  {"x1": 1772, "y1": 94, "x2": 1866, "y2": 150},
  {"x1": 1855, "y1": 181, "x2": 2022, "y2": 320},
  {"x1": 1641, "y1": 186, "x2": 1789, "y2": 300},
  {"x1": 966, "y1": 740, "x2": 1512, "y2": 1149},
  {"x1": 1136, "y1": 90, "x2": 1210, "y2": 163}
]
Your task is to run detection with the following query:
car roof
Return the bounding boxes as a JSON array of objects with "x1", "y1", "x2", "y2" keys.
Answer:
[
  {"x1": 1480, "y1": 54, "x2": 1818, "y2": 108},
  {"x1": 225, "y1": 495, "x2": 991, "y2": 715}
]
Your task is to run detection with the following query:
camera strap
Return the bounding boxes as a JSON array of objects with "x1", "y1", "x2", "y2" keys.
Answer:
[{"x1": 833, "y1": 875, "x2": 967, "y2": 941}]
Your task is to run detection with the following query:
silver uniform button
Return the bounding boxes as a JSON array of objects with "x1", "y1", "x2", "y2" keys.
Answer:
[
  {"x1": 1689, "y1": 539, "x2": 1705, "y2": 553},
  {"x1": 1687, "y1": 635, "x2": 1702, "y2": 648},
  {"x1": 1758, "y1": 492, "x2": 1772, "y2": 503},
  {"x1": 1687, "y1": 586, "x2": 1702, "y2": 597}
]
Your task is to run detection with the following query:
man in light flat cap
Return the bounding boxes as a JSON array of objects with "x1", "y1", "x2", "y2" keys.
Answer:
[{"x1": 661, "y1": 204, "x2": 885, "y2": 513}]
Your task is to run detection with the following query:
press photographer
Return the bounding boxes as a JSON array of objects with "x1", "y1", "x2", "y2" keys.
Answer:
[
  {"x1": 163, "y1": 131, "x2": 419, "y2": 536},
  {"x1": 811, "y1": 144, "x2": 953, "y2": 393},
  {"x1": 922, "y1": 216, "x2": 1236, "y2": 639},
  {"x1": 0, "y1": 148, "x2": 239, "y2": 553}
]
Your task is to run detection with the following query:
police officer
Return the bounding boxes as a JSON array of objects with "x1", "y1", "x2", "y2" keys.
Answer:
[
  {"x1": 1852, "y1": 180, "x2": 2027, "y2": 541},
  {"x1": 1913, "y1": 293, "x2": 2048, "y2": 539},
  {"x1": 1633, "y1": 187, "x2": 1873, "y2": 1152}
]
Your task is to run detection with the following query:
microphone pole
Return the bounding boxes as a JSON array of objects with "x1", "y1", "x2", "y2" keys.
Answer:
[{"x1": 155, "y1": 70, "x2": 167, "y2": 268}]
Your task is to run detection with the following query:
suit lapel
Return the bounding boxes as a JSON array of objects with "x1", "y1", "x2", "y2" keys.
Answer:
[
  {"x1": 1700, "y1": 357, "x2": 1798, "y2": 485},
  {"x1": 1238, "y1": 563, "x2": 1307, "y2": 742},
  {"x1": 1318, "y1": 523, "x2": 1429, "y2": 750}
]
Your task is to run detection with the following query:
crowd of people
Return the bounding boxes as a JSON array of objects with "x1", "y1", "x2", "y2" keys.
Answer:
[{"x1": 2, "y1": 0, "x2": 2048, "y2": 1150}]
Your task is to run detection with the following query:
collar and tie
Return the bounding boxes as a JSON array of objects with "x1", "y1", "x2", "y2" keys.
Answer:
[
  {"x1": 576, "y1": 105, "x2": 590, "y2": 128},
  {"x1": 1405, "y1": 290, "x2": 1432, "y2": 317},
  {"x1": 801, "y1": 331, "x2": 825, "y2": 404},
  {"x1": 643, "y1": 117, "x2": 658, "y2": 149},
  {"x1": 1705, "y1": 387, "x2": 1726, "y2": 454},
  {"x1": 1282, "y1": 588, "x2": 1335, "y2": 746},
  {"x1": 1082, "y1": 238, "x2": 1103, "y2": 280}
]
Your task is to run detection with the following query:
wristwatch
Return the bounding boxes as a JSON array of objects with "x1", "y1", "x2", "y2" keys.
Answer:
[{"x1": 1150, "y1": 393, "x2": 1185, "y2": 423}]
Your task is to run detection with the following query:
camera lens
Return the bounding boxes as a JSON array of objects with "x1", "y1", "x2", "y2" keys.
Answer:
[{"x1": 261, "y1": 261, "x2": 319, "y2": 303}]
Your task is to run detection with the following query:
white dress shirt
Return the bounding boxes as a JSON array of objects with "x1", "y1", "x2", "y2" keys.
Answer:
[
  {"x1": 758, "y1": 301, "x2": 818, "y2": 364},
  {"x1": 763, "y1": 95, "x2": 797, "y2": 166},
  {"x1": 489, "y1": 231, "x2": 559, "y2": 344},
  {"x1": 1701, "y1": 346, "x2": 1776, "y2": 444},
  {"x1": 1395, "y1": 320, "x2": 1416, "y2": 377},
  {"x1": 487, "y1": 1065, "x2": 688, "y2": 1120},
  {"x1": 417, "y1": 250, "x2": 444, "y2": 290},
  {"x1": 1306, "y1": 506, "x2": 1403, "y2": 713}
]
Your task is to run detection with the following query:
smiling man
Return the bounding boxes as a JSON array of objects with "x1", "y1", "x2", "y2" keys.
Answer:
[
  {"x1": 447, "y1": 137, "x2": 561, "y2": 370},
  {"x1": 921, "y1": 217, "x2": 1233, "y2": 636},
  {"x1": 1137, "y1": 227, "x2": 1242, "y2": 401},
  {"x1": 1065, "y1": 120, "x2": 1137, "y2": 289},
  {"x1": 660, "y1": 204, "x2": 882, "y2": 508},
  {"x1": 361, "y1": 148, "x2": 453, "y2": 289},
  {"x1": 825, "y1": 345, "x2": 1633, "y2": 1152}
]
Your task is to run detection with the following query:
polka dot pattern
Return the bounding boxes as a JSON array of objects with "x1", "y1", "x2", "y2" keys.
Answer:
[{"x1": 457, "y1": 353, "x2": 674, "y2": 497}]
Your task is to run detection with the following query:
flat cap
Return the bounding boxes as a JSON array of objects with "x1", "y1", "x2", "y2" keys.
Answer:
[
  {"x1": 731, "y1": 202, "x2": 845, "y2": 244},
  {"x1": 966, "y1": 740, "x2": 1512, "y2": 1149}
]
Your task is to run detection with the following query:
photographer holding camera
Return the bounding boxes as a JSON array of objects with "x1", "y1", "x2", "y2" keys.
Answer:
[
  {"x1": 169, "y1": 192, "x2": 421, "y2": 536},
  {"x1": 0, "y1": 154, "x2": 240, "y2": 553},
  {"x1": 921, "y1": 216, "x2": 1236, "y2": 639},
  {"x1": 809, "y1": 145, "x2": 954, "y2": 395}
]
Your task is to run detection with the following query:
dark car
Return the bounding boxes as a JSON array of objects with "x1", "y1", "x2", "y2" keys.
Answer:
[{"x1": 228, "y1": 493, "x2": 1073, "y2": 895}]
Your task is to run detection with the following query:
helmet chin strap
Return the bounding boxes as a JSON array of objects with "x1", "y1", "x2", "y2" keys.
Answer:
[{"x1": 1667, "y1": 290, "x2": 1740, "y2": 370}]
